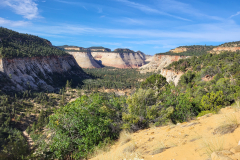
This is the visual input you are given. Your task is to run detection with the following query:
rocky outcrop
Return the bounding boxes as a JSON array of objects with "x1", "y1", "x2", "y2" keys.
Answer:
[
  {"x1": 67, "y1": 51, "x2": 101, "y2": 68},
  {"x1": 61, "y1": 46, "x2": 145, "y2": 68},
  {"x1": 144, "y1": 55, "x2": 153, "y2": 62},
  {"x1": 0, "y1": 55, "x2": 87, "y2": 92},
  {"x1": 170, "y1": 47, "x2": 187, "y2": 53},
  {"x1": 140, "y1": 54, "x2": 187, "y2": 85},
  {"x1": 209, "y1": 47, "x2": 240, "y2": 54},
  {"x1": 91, "y1": 52, "x2": 145, "y2": 68},
  {"x1": 140, "y1": 54, "x2": 187, "y2": 73},
  {"x1": 160, "y1": 69, "x2": 184, "y2": 85}
]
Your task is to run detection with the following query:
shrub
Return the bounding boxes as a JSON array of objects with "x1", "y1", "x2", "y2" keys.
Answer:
[
  {"x1": 140, "y1": 74, "x2": 168, "y2": 90},
  {"x1": 38, "y1": 93, "x2": 124, "y2": 159},
  {"x1": 200, "y1": 91, "x2": 224, "y2": 112}
]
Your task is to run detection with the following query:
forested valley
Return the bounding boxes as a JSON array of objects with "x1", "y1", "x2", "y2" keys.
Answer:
[
  {"x1": 0, "y1": 51, "x2": 239, "y2": 159},
  {"x1": 0, "y1": 27, "x2": 239, "y2": 160}
]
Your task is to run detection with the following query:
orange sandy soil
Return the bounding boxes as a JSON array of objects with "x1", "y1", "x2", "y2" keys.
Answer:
[{"x1": 91, "y1": 106, "x2": 240, "y2": 160}]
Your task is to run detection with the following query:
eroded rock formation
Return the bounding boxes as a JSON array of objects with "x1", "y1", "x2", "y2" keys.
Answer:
[
  {"x1": 0, "y1": 55, "x2": 87, "y2": 92},
  {"x1": 161, "y1": 69, "x2": 184, "y2": 86},
  {"x1": 91, "y1": 51, "x2": 145, "y2": 68},
  {"x1": 209, "y1": 47, "x2": 240, "y2": 54},
  {"x1": 67, "y1": 51, "x2": 101, "y2": 68},
  {"x1": 140, "y1": 54, "x2": 187, "y2": 73},
  {"x1": 170, "y1": 47, "x2": 187, "y2": 53},
  {"x1": 140, "y1": 54, "x2": 187, "y2": 85}
]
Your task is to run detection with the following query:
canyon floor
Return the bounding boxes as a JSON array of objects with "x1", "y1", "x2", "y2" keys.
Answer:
[{"x1": 91, "y1": 105, "x2": 240, "y2": 160}]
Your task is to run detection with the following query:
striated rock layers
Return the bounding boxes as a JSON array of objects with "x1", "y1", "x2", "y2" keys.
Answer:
[
  {"x1": 161, "y1": 69, "x2": 184, "y2": 86},
  {"x1": 91, "y1": 51, "x2": 146, "y2": 68},
  {"x1": 140, "y1": 54, "x2": 187, "y2": 72},
  {"x1": 209, "y1": 47, "x2": 240, "y2": 54},
  {"x1": 140, "y1": 54, "x2": 187, "y2": 85},
  {"x1": 170, "y1": 47, "x2": 187, "y2": 53},
  {"x1": 0, "y1": 55, "x2": 87, "y2": 92},
  {"x1": 67, "y1": 51, "x2": 101, "y2": 68},
  {"x1": 61, "y1": 46, "x2": 146, "y2": 68}
]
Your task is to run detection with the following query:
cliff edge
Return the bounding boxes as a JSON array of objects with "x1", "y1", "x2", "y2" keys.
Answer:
[
  {"x1": 91, "y1": 51, "x2": 145, "y2": 68},
  {"x1": 0, "y1": 55, "x2": 87, "y2": 92}
]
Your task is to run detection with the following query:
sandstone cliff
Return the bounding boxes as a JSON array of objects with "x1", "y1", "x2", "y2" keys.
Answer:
[
  {"x1": 140, "y1": 55, "x2": 187, "y2": 85},
  {"x1": 160, "y1": 69, "x2": 184, "y2": 85},
  {"x1": 209, "y1": 47, "x2": 240, "y2": 54},
  {"x1": 67, "y1": 51, "x2": 101, "y2": 68},
  {"x1": 91, "y1": 51, "x2": 145, "y2": 68},
  {"x1": 170, "y1": 47, "x2": 187, "y2": 53},
  {"x1": 140, "y1": 54, "x2": 186, "y2": 73},
  {"x1": 0, "y1": 55, "x2": 87, "y2": 92},
  {"x1": 144, "y1": 55, "x2": 153, "y2": 62}
]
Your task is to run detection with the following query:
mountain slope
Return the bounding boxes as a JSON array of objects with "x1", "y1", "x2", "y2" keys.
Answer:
[
  {"x1": 91, "y1": 107, "x2": 240, "y2": 160},
  {"x1": 0, "y1": 27, "x2": 87, "y2": 92}
]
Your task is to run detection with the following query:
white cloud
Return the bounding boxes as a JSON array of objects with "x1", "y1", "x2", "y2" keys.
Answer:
[
  {"x1": 0, "y1": 17, "x2": 31, "y2": 26},
  {"x1": 157, "y1": 0, "x2": 223, "y2": 21},
  {"x1": 230, "y1": 11, "x2": 240, "y2": 18},
  {"x1": 116, "y1": 0, "x2": 191, "y2": 21},
  {"x1": 23, "y1": 21, "x2": 240, "y2": 43},
  {"x1": 2, "y1": 0, "x2": 41, "y2": 20},
  {"x1": 87, "y1": 41, "x2": 122, "y2": 46}
]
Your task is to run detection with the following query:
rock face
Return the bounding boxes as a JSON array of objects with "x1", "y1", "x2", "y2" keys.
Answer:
[
  {"x1": 61, "y1": 46, "x2": 145, "y2": 68},
  {"x1": 160, "y1": 69, "x2": 184, "y2": 86},
  {"x1": 140, "y1": 54, "x2": 187, "y2": 85},
  {"x1": 170, "y1": 47, "x2": 187, "y2": 53},
  {"x1": 91, "y1": 52, "x2": 145, "y2": 68},
  {"x1": 140, "y1": 54, "x2": 187, "y2": 72},
  {"x1": 144, "y1": 55, "x2": 153, "y2": 62},
  {"x1": 67, "y1": 51, "x2": 101, "y2": 68},
  {"x1": 0, "y1": 55, "x2": 87, "y2": 92},
  {"x1": 209, "y1": 47, "x2": 240, "y2": 54}
]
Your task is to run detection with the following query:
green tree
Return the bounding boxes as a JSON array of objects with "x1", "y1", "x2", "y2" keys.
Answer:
[{"x1": 200, "y1": 91, "x2": 224, "y2": 112}]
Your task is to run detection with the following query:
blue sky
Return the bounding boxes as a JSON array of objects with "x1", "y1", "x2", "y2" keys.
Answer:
[{"x1": 1, "y1": 0, "x2": 240, "y2": 55}]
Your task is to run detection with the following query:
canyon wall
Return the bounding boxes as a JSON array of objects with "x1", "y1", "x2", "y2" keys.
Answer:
[
  {"x1": 91, "y1": 52, "x2": 145, "y2": 68},
  {"x1": 0, "y1": 55, "x2": 87, "y2": 92},
  {"x1": 140, "y1": 54, "x2": 187, "y2": 73},
  {"x1": 140, "y1": 54, "x2": 187, "y2": 85},
  {"x1": 170, "y1": 47, "x2": 187, "y2": 53},
  {"x1": 161, "y1": 69, "x2": 184, "y2": 86},
  {"x1": 209, "y1": 47, "x2": 240, "y2": 54},
  {"x1": 67, "y1": 51, "x2": 101, "y2": 68}
]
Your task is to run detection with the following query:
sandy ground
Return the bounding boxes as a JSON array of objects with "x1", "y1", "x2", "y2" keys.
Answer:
[{"x1": 91, "y1": 106, "x2": 240, "y2": 160}]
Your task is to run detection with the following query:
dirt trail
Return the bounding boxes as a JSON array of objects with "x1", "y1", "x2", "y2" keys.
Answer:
[{"x1": 23, "y1": 130, "x2": 34, "y2": 149}]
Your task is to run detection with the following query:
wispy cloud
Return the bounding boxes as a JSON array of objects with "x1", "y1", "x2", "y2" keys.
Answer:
[
  {"x1": 19, "y1": 21, "x2": 240, "y2": 43},
  {"x1": 87, "y1": 41, "x2": 122, "y2": 46},
  {"x1": 116, "y1": 18, "x2": 145, "y2": 25},
  {"x1": 116, "y1": 0, "x2": 191, "y2": 21},
  {"x1": 230, "y1": 11, "x2": 240, "y2": 18},
  {"x1": 0, "y1": 17, "x2": 31, "y2": 26},
  {"x1": 157, "y1": 0, "x2": 223, "y2": 21},
  {"x1": 1, "y1": 0, "x2": 41, "y2": 20}
]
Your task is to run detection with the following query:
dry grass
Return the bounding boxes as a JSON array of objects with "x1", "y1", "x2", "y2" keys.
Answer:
[
  {"x1": 231, "y1": 100, "x2": 240, "y2": 111},
  {"x1": 123, "y1": 142, "x2": 138, "y2": 153},
  {"x1": 213, "y1": 113, "x2": 239, "y2": 135},
  {"x1": 150, "y1": 141, "x2": 169, "y2": 155},
  {"x1": 202, "y1": 138, "x2": 224, "y2": 157},
  {"x1": 119, "y1": 130, "x2": 132, "y2": 146}
]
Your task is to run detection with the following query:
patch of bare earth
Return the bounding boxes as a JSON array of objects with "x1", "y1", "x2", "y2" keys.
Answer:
[{"x1": 91, "y1": 107, "x2": 240, "y2": 160}]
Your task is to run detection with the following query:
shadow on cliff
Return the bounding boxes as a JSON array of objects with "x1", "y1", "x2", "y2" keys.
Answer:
[
  {"x1": 0, "y1": 67, "x2": 92, "y2": 96},
  {"x1": 94, "y1": 60, "x2": 105, "y2": 68}
]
